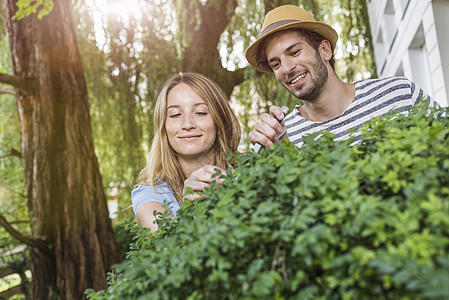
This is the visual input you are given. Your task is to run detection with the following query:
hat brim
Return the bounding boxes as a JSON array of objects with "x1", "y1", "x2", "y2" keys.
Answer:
[{"x1": 246, "y1": 21, "x2": 338, "y2": 72}]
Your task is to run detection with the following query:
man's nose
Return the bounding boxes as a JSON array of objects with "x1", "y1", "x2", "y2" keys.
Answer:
[{"x1": 282, "y1": 57, "x2": 296, "y2": 74}]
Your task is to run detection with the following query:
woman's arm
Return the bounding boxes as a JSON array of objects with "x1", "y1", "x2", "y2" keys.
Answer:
[{"x1": 136, "y1": 201, "x2": 172, "y2": 232}]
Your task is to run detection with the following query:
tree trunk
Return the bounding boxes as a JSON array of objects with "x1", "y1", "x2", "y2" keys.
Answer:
[
  {"x1": 180, "y1": 0, "x2": 245, "y2": 96},
  {"x1": 2, "y1": 0, "x2": 120, "y2": 299}
]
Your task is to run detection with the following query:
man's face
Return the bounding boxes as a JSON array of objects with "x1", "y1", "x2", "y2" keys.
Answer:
[{"x1": 265, "y1": 30, "x2": 329, "y2": 102}]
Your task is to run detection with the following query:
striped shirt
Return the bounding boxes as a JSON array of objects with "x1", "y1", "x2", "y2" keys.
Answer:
[{"x1": 284, "y1": 77, "x2": 435, "y2": 148}]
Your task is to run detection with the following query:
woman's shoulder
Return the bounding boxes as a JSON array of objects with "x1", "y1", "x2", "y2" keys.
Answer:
[
  {"x1": 132, "y1": 182, "x2": 173, "y2": 196},
  {"x1": 131, "y1": 183, "x2": 179, "y2": 217}
]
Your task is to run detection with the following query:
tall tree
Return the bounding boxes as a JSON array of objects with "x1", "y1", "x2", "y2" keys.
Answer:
[
  {"x1": 0, "y1": 0, "x2": 120, "y2": 299},
  {"x1": 178, "y1": 0, "x2": 245, "y2": 95}
]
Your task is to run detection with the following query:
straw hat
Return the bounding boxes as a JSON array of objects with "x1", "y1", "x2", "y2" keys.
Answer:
[{"x1": 246, "y1": 5, "x2": 338, "y2": 72}]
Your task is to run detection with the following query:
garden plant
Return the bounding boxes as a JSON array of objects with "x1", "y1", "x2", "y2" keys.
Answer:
[{"x1": 87, "y1": 103, "x2": 449, "y2": 299}]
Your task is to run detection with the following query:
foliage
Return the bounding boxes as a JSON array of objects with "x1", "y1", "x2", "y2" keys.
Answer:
[
  {"x1": 0, "y1": 38, "x2": 29, "y2": 300},
  {"x1": 112, "y1": 221, "x2": 137, "y2": 261},
  {"x1": 329, "y1": 0, "x2": 377, "y2": 81},
  {"x1": 86, "y1": 103, "x2": 449, "y2": 299},
  {"x1": 0, "y1": 31, "x2": 28, "y2": 256},
  {"x1": 13, "y1": 0, "x2": 54, "y2": 20}
]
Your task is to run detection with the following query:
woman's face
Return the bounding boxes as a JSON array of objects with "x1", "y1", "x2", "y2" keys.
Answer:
[{"x1": 165, "y1": 83, "x2": 217, "y2": 163}]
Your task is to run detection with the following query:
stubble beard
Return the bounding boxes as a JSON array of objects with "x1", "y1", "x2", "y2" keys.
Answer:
[{"x1": 284, "y1": 53, "x2": 329, "y2": 103}]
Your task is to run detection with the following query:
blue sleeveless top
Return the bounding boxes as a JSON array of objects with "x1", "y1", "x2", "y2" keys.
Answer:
[{"x1": 131, "y1": 183, "x2": 180, "y2": 224}]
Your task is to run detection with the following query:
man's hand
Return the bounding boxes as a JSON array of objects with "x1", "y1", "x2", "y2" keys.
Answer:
[{"x1": 249, "y1": 105, "x2": 287, "y2": 147}]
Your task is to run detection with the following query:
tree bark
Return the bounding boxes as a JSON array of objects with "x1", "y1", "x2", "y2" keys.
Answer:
[
  {"x1": 180, "y1": 0, "x2": 245, "y2": 96},
  {"x1": 1, "y1": 0, "x2": 120, "y2": 299}
]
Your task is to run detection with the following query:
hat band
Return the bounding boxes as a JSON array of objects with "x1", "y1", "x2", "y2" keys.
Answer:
[{"x1": 260, "y1": 19, "x2": 300, "y2": 37}]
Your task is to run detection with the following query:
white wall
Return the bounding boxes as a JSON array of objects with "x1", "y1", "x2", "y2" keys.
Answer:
[
  {"x1": 366, "y1": 0, "x2": 448, "y2": 106},
  {"x1": 431, "y1": 0, "x2": 449, "y2": 107}
]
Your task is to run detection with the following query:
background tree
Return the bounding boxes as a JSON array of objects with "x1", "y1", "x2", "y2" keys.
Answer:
[
  {"x1": 0, "y1": 8, "x2": 30, "y2": 296},
  {"x1": 0, "y1": 0, "x2": 120, "y2": 298}
]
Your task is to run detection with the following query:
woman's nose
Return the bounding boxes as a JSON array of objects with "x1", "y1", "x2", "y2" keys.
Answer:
[{"x1": 181, "y1": 114, "x2": 196, "y2": 130}]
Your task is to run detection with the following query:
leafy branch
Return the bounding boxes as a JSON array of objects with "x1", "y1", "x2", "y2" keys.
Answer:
[{"x1": 13, "y1": 0, "x2": 54, "y2": 20}]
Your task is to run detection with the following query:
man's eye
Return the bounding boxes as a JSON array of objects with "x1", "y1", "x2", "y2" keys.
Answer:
[
  {"x1": 270, "y1": 62, "x2": 280, "y2": 70},
  {"x1": 291, "y1": 49, "x2": 300, "y2": 56}
]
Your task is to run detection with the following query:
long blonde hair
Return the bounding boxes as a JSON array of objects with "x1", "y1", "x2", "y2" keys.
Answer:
[{"x1": 137, "y1": 73, "x2": 241, "y2": 202}]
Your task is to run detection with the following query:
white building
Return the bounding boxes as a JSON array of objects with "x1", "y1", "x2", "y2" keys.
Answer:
[{"x1": 366, "y1": 0, "x2": 449, "y2": 106}]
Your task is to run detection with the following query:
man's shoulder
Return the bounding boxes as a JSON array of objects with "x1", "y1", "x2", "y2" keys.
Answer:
[
  {"x1": 354, "y1": 77, "x2": 418, "y2": 99},
  {"x1": 355, "y1": 76, "x2": 412, "y2": 88}
]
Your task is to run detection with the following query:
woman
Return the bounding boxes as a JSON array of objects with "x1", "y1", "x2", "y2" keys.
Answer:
[{"x1": 132, "y1": 73, "x2": 241, "y2": 231}]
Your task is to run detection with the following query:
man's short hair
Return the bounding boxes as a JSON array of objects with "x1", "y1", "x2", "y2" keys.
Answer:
[{"x1": 256, "y1": 28, "x2": 336, "y2": 73}]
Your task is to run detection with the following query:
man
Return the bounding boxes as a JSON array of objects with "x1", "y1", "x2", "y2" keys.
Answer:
[{"x1": 247, "y1": 5, "x2": 436, "y2": 148}]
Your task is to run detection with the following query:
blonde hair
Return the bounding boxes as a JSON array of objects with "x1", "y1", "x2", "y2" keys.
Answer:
[{"x1": 137, "y1": 73, "x2": 241, "y2": 202}]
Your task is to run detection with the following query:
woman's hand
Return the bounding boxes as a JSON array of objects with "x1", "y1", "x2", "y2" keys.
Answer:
[{"x1": 183, "y1": 165, "x2": 226, "y2": 201}]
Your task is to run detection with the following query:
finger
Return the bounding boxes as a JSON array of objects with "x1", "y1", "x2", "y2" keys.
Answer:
[
  {"x1": 184, "y1": 192, "x2": 204, "y2": 202},
  {"x1": 248, "y1": 130, "x2": 274, "y2": 147},
  {"x1": 193, "y1": 165, "x2": 226, "y2": 182},
  {"x1": 261, "y1": 113, "x2": 284, "y2": 134},
  {"x1": 252, "y1": 117, "x2": 282, "y2": 143},
  {"x1": 184, "y1": 178, "x2": 211, "y2": 191},
  {"x1": 199, "y1": 164, "x2": 225, "y2": 174},
  {"x1": 269, "y1": 105, "x2": 286, "y2": 122}
]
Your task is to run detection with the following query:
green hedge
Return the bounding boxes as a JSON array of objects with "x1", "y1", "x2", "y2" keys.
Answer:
[{"x1": 87, "y1": 104, "x2": 449, "y2": 299}]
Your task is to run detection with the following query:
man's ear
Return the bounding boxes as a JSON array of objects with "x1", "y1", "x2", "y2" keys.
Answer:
[{"x1": 319, "y1": 40, "x2": 333, "y2": 61}]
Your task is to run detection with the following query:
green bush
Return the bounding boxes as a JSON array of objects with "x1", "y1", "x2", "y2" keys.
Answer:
[
  {"x1": 87, "y1": 104, "x2": 449, "y2": 300},
  {"x1": 113, "y1": 221, "x2": 137, "y2": 260}
]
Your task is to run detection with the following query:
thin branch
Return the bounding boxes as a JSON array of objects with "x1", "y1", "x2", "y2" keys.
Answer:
[
  {"x1": 0, "y1": 86, "x2": 16, "y2": 95},
  {"x1": 0, "y1": 147, "x2": 22, "y2": 160},
  {"x1": 0, "y1": 73, "x2": 30, "y2": 94},
  {"x1": 0, "y1": 213, "x2": 51, "y2": 253},
  {"x1": 10, "y1": 220, "x2": 30, "y2": 225},
  {"x1": 0, "y1": 182, "x2": 26, "y2": 200},
  {"x1": 8, "y1": 202, "x2": 28, "y2": 215},
  {"x1": 0, "y1": 285, "x2": 22, "y2": 299}
]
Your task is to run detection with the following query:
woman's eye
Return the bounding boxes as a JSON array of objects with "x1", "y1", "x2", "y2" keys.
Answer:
[
  {"x1": 196, "y1": 111, "x2": 208, "y2": 116},
  {"x1": 169, "y1": 113, "x2": 181, "y2": 118}
]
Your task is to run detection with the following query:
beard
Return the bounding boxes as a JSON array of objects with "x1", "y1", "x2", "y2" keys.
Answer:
[{"x1": 284, "y1": 52, "x2": 329, "y2": 102}]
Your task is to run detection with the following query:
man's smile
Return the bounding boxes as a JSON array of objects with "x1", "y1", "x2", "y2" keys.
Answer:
[{"x1": 288, "y1": 72, "x2": 307, "y2": 85}]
